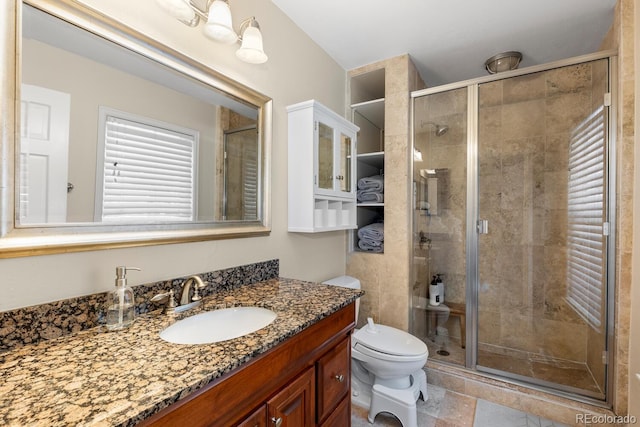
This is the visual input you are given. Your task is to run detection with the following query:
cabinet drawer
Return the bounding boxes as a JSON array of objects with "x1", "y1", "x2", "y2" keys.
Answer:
[
  {"x1": 316, "y1": 337, "x2": 350, "y2": 423},
  {"x1": 319, "y1": 396, "x2": 350, "y2": 427}
]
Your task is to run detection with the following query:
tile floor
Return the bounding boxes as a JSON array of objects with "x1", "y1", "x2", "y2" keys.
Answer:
[
  {"x1": 424, "y1": 335, "x2": 602, "y2": 396},
  {"x1": 351, "y1": 383, "x2": 570, "y2": 427}
]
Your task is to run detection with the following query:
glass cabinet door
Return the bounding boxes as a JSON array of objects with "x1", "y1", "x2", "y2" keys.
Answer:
[
  {"x1": 317, "y1": 121, "x2": 334, "y2": 191},
  {"x1": 338, "y1": 132, "x2": 352, "y2": 193}
]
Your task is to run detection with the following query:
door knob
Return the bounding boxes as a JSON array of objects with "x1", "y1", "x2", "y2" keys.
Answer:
[
  {"x1": 335, "y1": 374, "x2": 344, "y2": 383},
  {"x1": 271, "y1": 417, "x2": 283, "y2": 427}
]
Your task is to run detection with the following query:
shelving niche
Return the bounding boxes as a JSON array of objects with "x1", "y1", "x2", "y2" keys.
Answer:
[{"x1": 351, "y1": 68, "x2": 385, "y2": 253}]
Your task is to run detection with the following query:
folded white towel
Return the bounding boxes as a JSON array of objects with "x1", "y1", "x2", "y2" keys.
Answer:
[
  {"x1": 358, "y1": 239, "x2": 384, "y2": 253},
  {"x1": 357, "y1": 222, "x2": 384, "y2": 241},
  {"x1": 357, "y1": 175, "x2": 384, "y2": 191},
  {"x1": 357, "y1": 190, "x2": 384, "y2": 203}
]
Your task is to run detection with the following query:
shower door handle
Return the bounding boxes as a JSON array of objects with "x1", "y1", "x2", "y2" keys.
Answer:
[{"x1": 477, "y1": 219, "x2": 488, "y2": 234}]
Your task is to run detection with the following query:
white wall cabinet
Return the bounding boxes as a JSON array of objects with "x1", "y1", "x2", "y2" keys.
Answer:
[{"x1": 287, "y1": 100, "x2": 359, "y2": 232}]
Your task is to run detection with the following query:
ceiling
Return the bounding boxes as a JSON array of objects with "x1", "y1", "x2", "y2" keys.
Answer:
[{"x1": 271, "y1": 0, "x2": 617, "y2": 87}]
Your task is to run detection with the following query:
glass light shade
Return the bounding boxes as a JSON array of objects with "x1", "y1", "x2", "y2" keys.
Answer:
[
  {"x1": 155, "y1": 0, "x2": 196, "y2": 23},
  {"x1": 485, "y1": 51, "x2": 522, "y2": 74},
  {"x1": 204, "y1": 0, "x2": 238, "y2": 44},
  {"x1": 236, "y1": 26, "x2": 268, "y2": 64}
]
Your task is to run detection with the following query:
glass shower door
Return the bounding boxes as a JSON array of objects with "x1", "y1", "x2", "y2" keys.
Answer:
[
  {"x1": 475, "y1": 59, "x2": 610, "y2": 399},
  {"x1": 412, "y1": 87, "x2": 468, "y2": 366},
  {"x1": 223, "y1": 126, "x2": 259, "y2": 221}
]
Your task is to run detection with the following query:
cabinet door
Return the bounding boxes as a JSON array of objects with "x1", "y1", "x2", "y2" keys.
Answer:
[
  {"x1": 236, "y1": 405, "x2": 267, "y2": 427},
  {"x1": 316, "y1": 121, "x2": 335, "y2": 193},
  {"x1": 319, "y1": 396, "x2": 350, "y2": 427},
  {"x1": 337, "y1": 131, "x2": 353, "y2": 194},
  {"x1": 315, "y1": 116, "x2": 356, "y2": 199},
  {"x1": 316, "y1": 337, "x2": 350, "y2": 423},
  {"x1": 267, "y1": 368, "x2": 315, "y2": 427}
]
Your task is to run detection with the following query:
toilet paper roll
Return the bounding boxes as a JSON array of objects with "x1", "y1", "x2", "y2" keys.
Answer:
[
  {"x1": 327, "y1": 209, "x2": 337, "y2": 227},
  {"x1": 341, "y1": 210, "x2": 350, "y2": 225}
]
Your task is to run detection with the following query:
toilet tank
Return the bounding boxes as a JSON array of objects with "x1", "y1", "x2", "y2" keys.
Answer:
[{"x1": 323, "y1": 275, "x2": 361, "y2": 324}]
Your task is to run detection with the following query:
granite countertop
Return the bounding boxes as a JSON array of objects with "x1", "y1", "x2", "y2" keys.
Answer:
[{"x1": 0, "y1": 278, "x2": 363, "y2": 427}]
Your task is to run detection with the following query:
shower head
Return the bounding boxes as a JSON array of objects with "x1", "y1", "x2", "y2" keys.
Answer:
[
  {"x1": 434, "y1": 124, "x2": 449, "y2": 136},
  {"x1": 420, "y1": 121, "x2": 449, "y2": 137}
]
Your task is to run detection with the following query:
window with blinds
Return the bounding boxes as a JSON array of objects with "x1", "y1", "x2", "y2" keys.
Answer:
[
  {"x1": 96, "y1": 107, "x2": 198, "y2": 222},
  {"x1": 566, "y1": 105, "x2": 606, "y2": 330},
  {"x1": 242, "y1": 146, "x2": 259, "y2": 220}
]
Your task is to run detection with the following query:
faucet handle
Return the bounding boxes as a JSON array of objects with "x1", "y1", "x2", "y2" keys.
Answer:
[
  {"x1": 191, "y1": 280, "x2": 209, "y2": 302},
  {"x1": 150, "y1": 289, "x2": 177, "y2": 313}
]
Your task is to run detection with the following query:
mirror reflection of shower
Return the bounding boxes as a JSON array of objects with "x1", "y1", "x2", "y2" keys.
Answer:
[{"x1": 420, "y1": 121, "x2": 449, "y2": 136}]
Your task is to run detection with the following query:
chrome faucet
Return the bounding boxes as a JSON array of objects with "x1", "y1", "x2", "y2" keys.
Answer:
[{"x1": 151, "y1": 275, "x2": 208, "y2": 314}]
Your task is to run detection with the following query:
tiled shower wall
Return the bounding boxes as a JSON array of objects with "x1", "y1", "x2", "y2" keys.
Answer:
[
  {"x1": 601, "y1": 0, "x2": 635, "y2": 416},
  {"x1": 414, "y1": 60, "x2": 610, "y2": 383},
  {"x1": 414, "y1": 0, "x2": 635, "y2": 418},
  {"x1": 476, "y1": 61, "x2": 608, "y2": 386}
]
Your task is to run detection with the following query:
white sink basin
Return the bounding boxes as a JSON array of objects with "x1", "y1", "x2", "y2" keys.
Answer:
[{"x1": 159, "y1": 306, "x2": 277, "y2": 345}]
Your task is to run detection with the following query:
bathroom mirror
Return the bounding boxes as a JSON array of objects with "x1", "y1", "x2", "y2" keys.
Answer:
[{"x1": 0, "y1": 0, "x2": 272, "y2": 257}]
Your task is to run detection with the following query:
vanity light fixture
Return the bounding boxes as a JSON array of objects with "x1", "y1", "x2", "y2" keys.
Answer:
[{"x1": 155, "y1": 0, "x2": 268, "y2": 64}]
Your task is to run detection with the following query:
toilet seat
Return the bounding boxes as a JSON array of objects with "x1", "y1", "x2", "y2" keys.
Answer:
[{"x1": 353, "y1": 324, "x2": 428, "y2": 361}]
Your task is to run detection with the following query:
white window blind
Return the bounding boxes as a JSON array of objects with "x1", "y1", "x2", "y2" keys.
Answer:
[
  {"x1": 96, "y1": 108, "x2": 198, "y2": 222},
  {"x1": 566, "y1": 105, "x2": 606, "y2": 330},
  {"x1": 242, "y1": 144, "x2": 259, "y2": 220}
]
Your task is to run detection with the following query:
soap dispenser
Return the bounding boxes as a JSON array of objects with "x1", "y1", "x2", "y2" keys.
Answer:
[
  {"x1": 436, "y1": 274, "x2": 445, "y2": 304},
  {"x1": 106, "y1": 266, "x2": 141, "y2": 331},
  {"x1": 429, "y1": 275, "x2": 440, "y2": 306}
]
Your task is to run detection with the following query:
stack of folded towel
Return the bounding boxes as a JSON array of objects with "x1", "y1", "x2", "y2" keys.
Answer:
[
  {"x1": 357, "y1": 175, "x2": 384, "y2": 203},
  {"x1": 357, "y1": 222, "x2": 384, "y2": 253}
]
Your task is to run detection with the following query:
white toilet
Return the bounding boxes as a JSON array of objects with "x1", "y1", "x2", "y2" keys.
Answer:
[{"x1": 323, "y1": 276, "x2": 428, "y2": 427}]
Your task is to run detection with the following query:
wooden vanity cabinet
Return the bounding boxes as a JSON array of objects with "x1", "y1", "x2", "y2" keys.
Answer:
[
  {"x1": 236, "y1": 405, "x2": 267, "y2": 427},
  {"x1": 237, "y1": 367, "x2": 314, "y2": 427},
  {"x1": 140, "y1": 303, "x2": 355, "y2": 427},
  {"x1": 316, "y1": 337, "x2": 350, "y2": 424}
]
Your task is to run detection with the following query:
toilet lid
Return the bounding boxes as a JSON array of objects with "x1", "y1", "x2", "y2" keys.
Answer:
[{"x1": 353, "y1": 323, "x2": 428, "y2": 357}]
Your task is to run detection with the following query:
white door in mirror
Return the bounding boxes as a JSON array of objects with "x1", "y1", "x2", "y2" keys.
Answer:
[
  {"x1": 20, "y1": 84, "x2": 70, "y2": 224},
  {"x1": 159, "y1": 307, "x2": 277, "y2": 345}
]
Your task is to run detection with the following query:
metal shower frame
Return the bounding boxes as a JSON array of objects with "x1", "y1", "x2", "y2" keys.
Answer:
[{"x1": 409, "y1": 49, "x2": 618, "y2": 409}]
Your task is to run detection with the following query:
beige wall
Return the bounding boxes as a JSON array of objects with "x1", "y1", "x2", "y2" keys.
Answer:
[
  {"x1": 629, "y1": 0, "x2": 640, "y2": 419},
  {"x1": 23, "y1": 38, "x2": 220, "y2": 222},
  {"x1": 1, "y1": 0, "x2": 348, "y2": 311}
]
